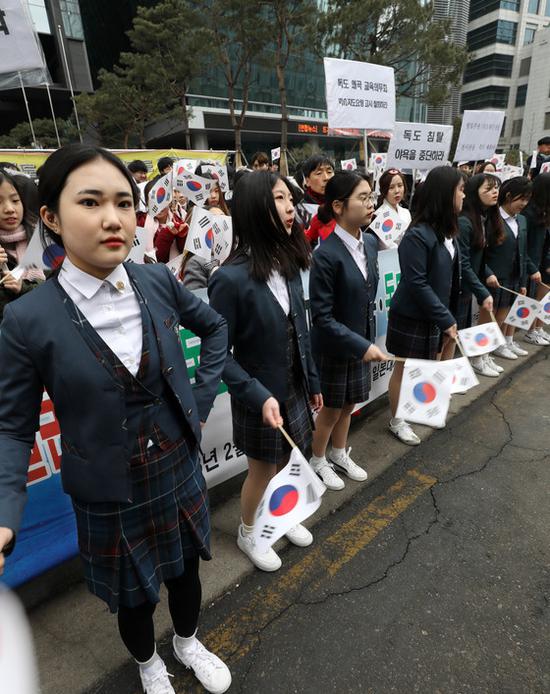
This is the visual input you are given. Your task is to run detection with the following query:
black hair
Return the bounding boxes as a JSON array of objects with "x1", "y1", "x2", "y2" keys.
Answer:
[
  {"x1": 301, "y1": 153, "x2": 335, "y2": 180},
  {"x1": 226, "y1": 171, "x2": 311, "y2": 281},
  {"x1": 250, "y1": 151, "x2": 269, "y2": 166},
  {"x1": 498, "y1": 176, "x2": 532, "y2": 207},
  {"x1": 127, "y1": 159, "x2": 148, "y2": 174},
  {"x1": 376, "y1": 169, "x2": 407, "y2": 209},
  {"x1": 317, "y1": 170, "x2": 371, "y2": 224},
  {"x1": 0, "y1": 169, "x2": 38, "y2": 239},
  {"x1": 409, "y1": 166, "x2": 463, "y2": 241},
  {"x1": 528, "y1": 172, "x2": 550, "y2": 227},
  {"x1": 38, "y1": 144, "x2": 139, "y2": 248},
  {"x1": 460, "y1": 173, "x2": 504, "y2": 250},
  {"x1": 157, "y1": 156, "x2": 174, "y2": 173},
  {"x1": 537, "y1": 137, "x2": 550, "y2": 146}
]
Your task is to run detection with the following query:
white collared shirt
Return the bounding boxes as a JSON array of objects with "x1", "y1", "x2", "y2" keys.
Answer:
[
  {"x1": 334, "y1": 224, "x2": 367, "y2": 279},
  {"x1": 444, "y1": 237, "x2": 456, "y2": 259},
  {"x1": 500, "y1": 206, "x2": 518, "y2": 238},
  {"x1": 266, "y1": 269, "x2": 290, "y2": 316},
  {"x1": 58, "y1": 257, "x2": 142, "y2": 375}
]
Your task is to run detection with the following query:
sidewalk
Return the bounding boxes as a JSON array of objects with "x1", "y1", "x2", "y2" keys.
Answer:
[{"x1": 16, "y1": 342, "x2": 548, "y2": 694}]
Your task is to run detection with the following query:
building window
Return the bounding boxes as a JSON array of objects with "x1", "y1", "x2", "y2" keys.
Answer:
[
  {"x1": 469, "y1": 0, "x2": 520, "y2": 19},
  {"x1": 462, "y1": 86, "x2": 510, "y2": 110},
  {"x1": 512, "y1": 119, "x2": 523, "y2": 137},
  {"x1": 528, "y1": 0, "x2": 539, "y2": 12},
  {"x1": 27, "y1": 0, "x2": 51, "y2": 34},
  {"x1": 524, "y1": 25, "x2": 537, "y2": 44},
  {"x1": 60, "y1": 0, "x2": 84, "y2": 40},
  {"x1": 515, "y1": 84, "x2": 528, "y2": 106},
  {"x1": 463, "y1": 54, "x2": 514, "y2": 82},
  {"x1": 546, "y1": 0, "x2": 550, "y2": 16},
  {"x1": 519, "y1": 57, "x2": 532, "y2": 76},
  {"x1": 467, "y1": 21, "x2": 517, "y2": 50},
  {"x1": 545, "y1": 112, "x2": 550, "y2": 129}
]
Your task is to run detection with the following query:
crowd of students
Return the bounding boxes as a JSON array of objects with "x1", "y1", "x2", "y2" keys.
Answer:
[{"x1": 0, "y1": 141, "x2": 549, "y2": 694}]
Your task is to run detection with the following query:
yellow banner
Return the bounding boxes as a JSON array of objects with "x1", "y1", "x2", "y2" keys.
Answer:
[{"x1": 0, "y1": 148, "x2": 228, "y2": 180}]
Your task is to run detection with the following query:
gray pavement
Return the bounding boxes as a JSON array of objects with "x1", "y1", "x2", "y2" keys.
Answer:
[{"x1": 17, "y1": 344, "x2": 549, "y2": 694}]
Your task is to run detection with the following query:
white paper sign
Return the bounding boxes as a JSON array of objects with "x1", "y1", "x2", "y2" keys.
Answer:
[
  {"x1": 504, "y1": 295, "x2": 540, "y2": 329},
  {"x1": 340, "y1": 158, "x2": 357, "y2": 170},
  {"x1": 271, "y1": 147, "x2": 281, "y2": 162},
  {"x1": 458, "y1": 322, "x2": 505, "y2": 357},
  {"x1": 252, "y1": 447, "x2": 325, "y2": 553},
  {"x1": 453, "y1": 110, "x2": 505, "y2": 162},
  {"x1": 396, "y1": 358, "x2": 454, "y2": 429},
  {"x1": 386, "y1": 122, "x2": 453, "y2": 170},
  {"x1": 324, "y1": 57, "x2": 395, "y2": 130},
  {"x1": 0, "y1": 0, "x2": 45, "y2": 73}
]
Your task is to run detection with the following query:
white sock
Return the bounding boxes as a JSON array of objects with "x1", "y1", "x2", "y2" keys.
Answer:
[
  {"x1": 174, "y1": 629, "x2": 197, "y2": 652},
  {"x1": 471, "y1": 356, "x2": 483, "y2": 368},
  {"x1": 310, "y1": 453, "x2": 327, "y2": 469},
  {"x1": 136, "y1": 647, "x2": 161, "y2": 672},
  {"x1": 505, "y1": 336, "x2": 513, "y2": 345},
  {"x1": 390, "y1": 417, "x2": 404, "y2": 427},
  {"x1": 240, "y1": 519, "x2": 254, "y2": 535},
  {"x1": 330, "y1": 446, "x2": 346, "y2": 460}
]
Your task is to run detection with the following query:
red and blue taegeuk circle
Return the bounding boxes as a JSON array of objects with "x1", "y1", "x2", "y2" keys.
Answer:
[
  {"x1": 474, "y1": 332, "x2": 489, "y2": 347},
  {"x1": 269, "y1": 485, "x2": 299, "y2": 516},
  {"x1": 543, "y1": 302, "x2": 550, "y2": 314},
  {"x1": 204, "y1": 228, "x2": 214, "y2": 249},
  {"x1": 516, "y1": 306, "x2": 530, "y2": 319},
  {"x1": 156, "y1": 187, "x2": 166, "y2": 204},
  {"x1": 375, "y1": 155, "x2": 384, "y2": 165},
  {"x1": 413, "y1": 381, "x2": 437, "y2": 404},
  {"x1": 42, "y1": 243, "x2": 65, "y2": 270},
  {"x1": 381, "y1": 219, "x2": 394, "y2": 233},
  {"x1": 187, "y1": 180, "x2": 202, "y2": 192}
]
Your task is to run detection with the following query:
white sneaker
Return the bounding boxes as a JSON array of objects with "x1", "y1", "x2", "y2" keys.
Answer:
[
  {"x1": 328, "y1": 447, "x2": 368, "y2": 481},
  {"x1": 139, "y1": 657, "x2": 175, "y2": 694},
  {"x1": 524, "y1": 331, "x2": 550, "y2": 346},
  {"x1": 493, "y1": 345, "x2": 518, "y2": 360},
  {"x1": 389, "y1": 419, "x2": 421, "y2": 446},
  {"x1": 509, "y1": 340, "x2": 528, "y2": 356},
  {"x1": 310, "y1": 459, "x2": 345, "y2": 490},
  {"x1": 285, "y1": 523, "x2": 313, "y2": 547},
  {"x1": 471, "y1": 355, "x2": 499, "y2": 378},
  {"x1": 484, "y1": 354, "x2": 503, "y2": 373},
  {"x1": 237, "y1": 524, "x2": 281, "y2": 572},
  {"x1": 536, "y1": 329, "x2": 550, "y2": 344},
  {"x1": 173, "y1": 636, "x2": 232, "y2": 694}
]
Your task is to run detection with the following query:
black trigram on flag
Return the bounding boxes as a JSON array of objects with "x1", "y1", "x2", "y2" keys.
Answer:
[
  {"x1": 305, "y1": 483, "x2": 317, "y2": 504},
  {"x1": 198, "y1": 215, "x2": 210, "y2": 228},
  {"x1": 132, "y1": 237, "x2": 141, "y2": 247},
  {"x1": 260, "y1": 524, "x2": 276, "y2": 539},
  {"x1": 193, "y1": 238, "x2": 201, "y2": 250},
  {"x1": 214, "y1": 243, "x2": 223, "y2": 255},
  {"x1": 289, "y1": 462, "x2": 301, "y2": 477}
]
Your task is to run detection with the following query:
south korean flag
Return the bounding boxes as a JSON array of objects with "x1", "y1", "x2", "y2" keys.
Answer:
[
  {"x1": 201, "y1": 163, "x2": 230, "y2": 193},
  {"x1": 504, "y1": 295, "x2": 539, "y2": 329},
  {"x1": 147, "y1": 174, "x2": 172, "y2": 216},
  {"x1": 535, "y1": 291, "x2": 550, "y2": 325},
  {"x1": 369, "y1": 206, "x2": 405, "y2": 247},
  {"x1": 252, "y1": 446, "x2": 325, "y2": 553},
  {"x1": 211, "y1": 214, "x2": 233, "y2": 263},
  {"x1": 449, "y1": 357, "x2": 479, "y2": 395},
  {"x1": 458, "y1": 322, "x2": 505, "y2": 357},
  {"x1": 396, "y1": 358, "x2": 455, "y2": 429},
  {"x1": 184, "y1": 209, "x2": 216, "y2": 261},
  {"x1": 173, "y1": 170, "x2": 213, "y2": 207}
]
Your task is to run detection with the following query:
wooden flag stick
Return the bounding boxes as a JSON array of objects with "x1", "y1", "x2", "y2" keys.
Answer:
[
  {"x1": 539, "y1": 280, "x2": 550, "y2": 291},
  {"x1": 498, "y1": 285, "x2": 523, "y2": 297},
  {"x1": 453, "y1": 335, "x2": 468, "y2": 360},
  {"x1": 278, "y1": 425, "x2": 297, "y2": 450},
  {"x1": 384, "y1": 355, "x2": 407, "y2": 362},
  {"x1": 489, "y1": 310, "x2": 498, "y2": 324}
]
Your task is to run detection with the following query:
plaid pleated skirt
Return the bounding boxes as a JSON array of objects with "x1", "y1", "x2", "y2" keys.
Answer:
[
  {"x1": 72, "y1": 433, "x2": 210, "y2": 613},
  {"x1": 386, "y1": 311, "x2": 442, "y2": 360},
  {"x1": 315, "y1": 353, "x2": 371, "y2": 409},
  {"x1": 455, "y1": 292, "x2": 474, "y2": 330},
  {"x1": 489, "y1": 278, "x2": 521, "y2": 309},
  {"x1": 231, "y1": 378, "x2": 313, "y2": 464}
]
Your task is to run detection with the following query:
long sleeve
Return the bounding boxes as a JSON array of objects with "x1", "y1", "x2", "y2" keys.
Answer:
[{"x1": 457, "y1": 217, "x2": 490, "y2": 304}]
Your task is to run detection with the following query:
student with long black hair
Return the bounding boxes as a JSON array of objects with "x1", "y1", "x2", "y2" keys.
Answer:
[
  {"x1": 308, "y1": 171, "x2": 387, "y2": 490},
  {"x1": 0, "y1": 145, "x2": 231, "y2": 694},
  {"x1": 386, "y1": 166, "x2": 464, "y2": 446},
  {"x1": 484, "y1": 177, "x2": 538, "y2": 360},
  {"x1": 457, "y1": 173, "x2": 503, "y2": 377},
  {"x1": 375, "y1": 168, "x2": 411, "y2": 248},
  {"x1": 208, "y1": 171, "x2": 322, "y2": 572},
  {"x1": 522, "y1": 172, "x2": 550, "y2": 345}
]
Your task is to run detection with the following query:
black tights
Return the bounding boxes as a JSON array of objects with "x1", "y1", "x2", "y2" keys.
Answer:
[{"x1": 117, "y1": 555, "x2": 202, "y2": 662}]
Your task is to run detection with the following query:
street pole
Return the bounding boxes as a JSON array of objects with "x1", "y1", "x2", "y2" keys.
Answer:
[
  {"x1": 17, "y1": 71, "x2": 38, "y2": 148},
  {"x1": 57, "y1": 23, "x2": 83, "y2": 143}
]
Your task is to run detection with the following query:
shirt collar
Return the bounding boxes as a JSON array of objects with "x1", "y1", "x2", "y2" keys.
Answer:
[
  {"x1": 334, "y1": 224, "x2": 363, "y2": 252},
  {"x1": 60, "y1": 256, "x2": 130, "y2": 300},
  {"x1": 500, "y1": 206, "x2": 515, "y2": 222}
]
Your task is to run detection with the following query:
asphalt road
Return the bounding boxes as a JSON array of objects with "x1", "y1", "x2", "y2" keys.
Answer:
[{"x1": 89, "y1": 351, "x2": 550, "y2": 694}]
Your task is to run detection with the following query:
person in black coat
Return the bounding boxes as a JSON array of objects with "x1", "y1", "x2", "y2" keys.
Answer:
[
  {"x1": 308, "y1": 171, "x2": 387, "y2": 491},
  {"x1": 386, "y1": 166, "x2": 465, "y2": 446},
  {"x1": 522, "y1": 173, "x2": 550, "y2": 345},
  {"x1": 208, "y1": 171, "x2": 322, "y2": 573}
]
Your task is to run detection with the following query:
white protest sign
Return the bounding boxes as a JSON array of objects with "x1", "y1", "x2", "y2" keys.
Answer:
[
  {"x1": 536, "y1": 292, "x2": 550, "y2": 325},
  {"x1": 173, "y1": 170, "x2": 213, "y2": 207},
  {"x1": 185, "y1": 208, "x2": 216, "y2": 261},
  {"x1": 530, "y1": 150, "x2": 538, "y2": 170},
  {"x1": 323, "y1": 57, "x2": 395, "y2": 130},
  {"x1": 449, "y1": 357, "x2": 479, "y2": 395},
  {"x1": 271, "y1": 147, "x2": 281, "y2": 162},
  {"x1": 200, "y1": 163, "x2": 230, "y2": 193},
  {"x1": 494, "y1": 164, "x2": 523, "y2": 182},
  {"x1": 386, "y1": 122, "x2": 453, "y2": 170},
  {"x1": 396, "y1": 358, "x2": 454, "y2": 429},
  {"x1": 252, "y1": 446, "x2": 325, "y2": 553},
  {"x1": 147, "y1": 174, "x2": 172, "y2": 216},
  {"x1": 458, "y1": 322, "x2": 505, "y2": 357},
  {"x1": 0, "y1": 0, "x2": 45, "y2": 73},
  {"x1": 341, "y1": 158, "x2": 357, "y2": 170},
  {"x1": 453, "y1": 110, "x2": 505, "y2": 162},
  {"x1": 504, "y1": 295, "x2": 540, "y2": 329},
  {"x1": 369, "y1": 205, "x2": 406, "y2": 246}
]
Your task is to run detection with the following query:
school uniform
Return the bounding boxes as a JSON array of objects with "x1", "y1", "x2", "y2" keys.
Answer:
[
  {"x1": 208, "y1": 255, "x2": 320, "y2": 464},
  {"x1": 456, "y1": 214, "x2": 491, "y2": 329},
  {"x1": 386, "y1": 222, "x2": 461, "y2": 359},
  {"x1": 309, "y1": 225, "x2": 379, "y2": 408},
  {"x1": 0, "y1": 261, "x2": 227, "y2": 612},
  {"x1": 486, "y1": 208, "x2": 536, "y2": 308},
  {"x1": 522, "y1": 203, "x2": 550, "y2": 291}
]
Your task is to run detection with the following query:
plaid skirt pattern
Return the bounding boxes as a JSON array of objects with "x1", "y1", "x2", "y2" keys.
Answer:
[
  {"x1": 72, "y1": 428, "x2": 210, "y2": 613},
  {"x1": 315, "y1": 353, "x2": 371, "y2": 409},
  {"x1": 455, "y1": 292, "x2": 474, "y2": 330},
  {"x1": 386, "y1": 311, "x2": 442, "y2": 360},
  {"x1": 489, "y1": 278, "x2": 521, "y2": 309},
  {"x1": 231, "y1": 378, "x2": 313, "y2": 464}
]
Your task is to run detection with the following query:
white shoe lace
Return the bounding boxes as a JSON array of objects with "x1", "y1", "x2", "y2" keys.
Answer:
[
  {"x1": 141, "y1": 664, "x2": 174, "y2": 694},
  {"x1": 184, "y1": 641, "x2": 220, "y2": 680}
]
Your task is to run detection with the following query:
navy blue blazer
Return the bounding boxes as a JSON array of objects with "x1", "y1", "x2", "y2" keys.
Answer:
[
  {"x1": 208, "y1": 256, "x2": 320, "y2": 412},
  {"x1": 485, "y1": 215, "x2": 534, "y2": 286},
  {"x1": 309, "y1": 230, "x2": 379, "y2": 360},
  {"x1": 522, "y1": 204, "x2": 550, "y2": 272},
  {"x1": 390, "y1": 223, "x2": 461, "y2": 331},
  {"x1": 0, "y1": 262, "x2": 227, "y2": 536}
]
